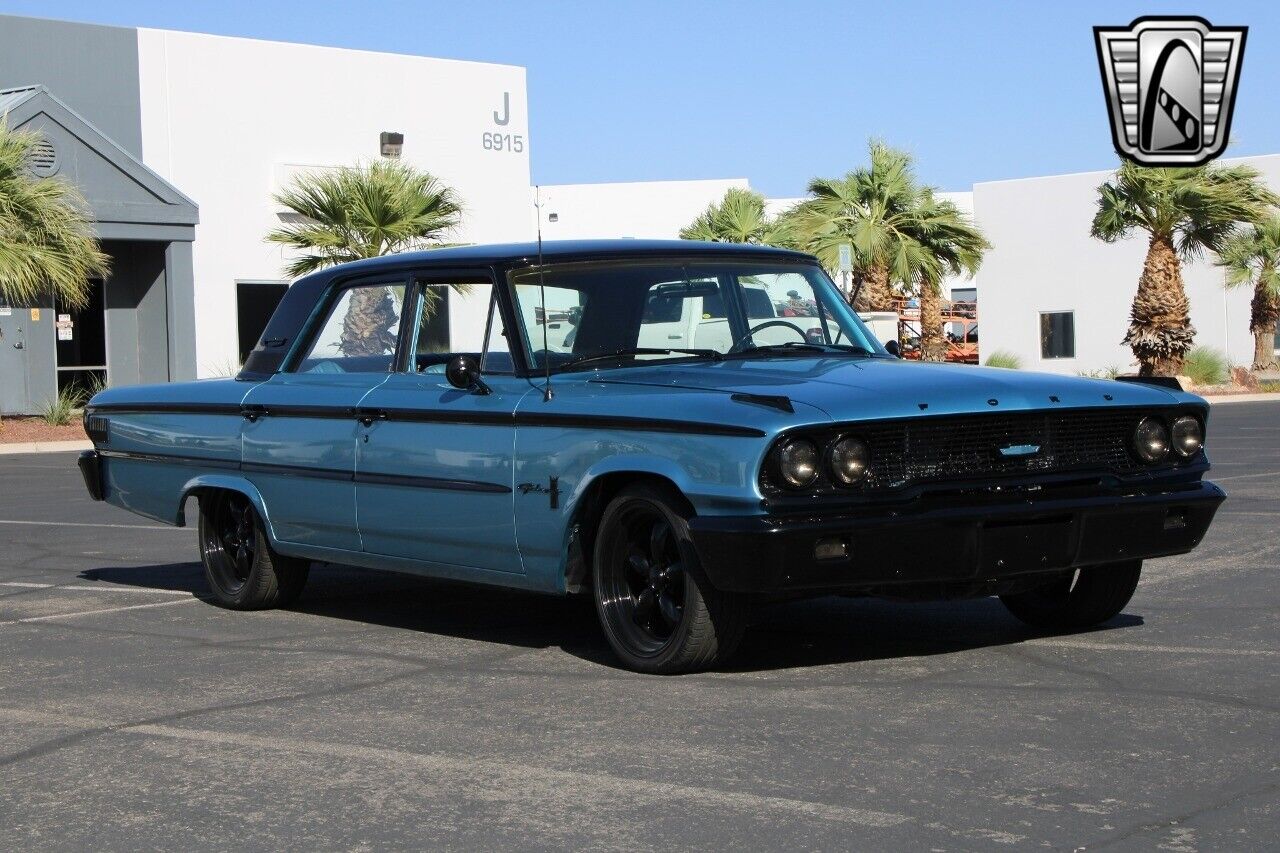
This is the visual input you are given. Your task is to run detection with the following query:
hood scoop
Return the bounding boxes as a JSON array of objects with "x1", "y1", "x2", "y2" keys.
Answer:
[{"x1": 730, "y1": 392, "x2": 794, "y2": 413}]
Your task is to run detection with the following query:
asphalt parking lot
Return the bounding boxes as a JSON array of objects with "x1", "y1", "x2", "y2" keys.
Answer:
[{"x1": 0, "y1": 401, "x2": 1276, "y2": 850}]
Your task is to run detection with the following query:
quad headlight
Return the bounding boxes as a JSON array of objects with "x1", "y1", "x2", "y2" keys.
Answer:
[
  {"x1": 772, "y1": 434, "x2": 872, "y2": 490},
  {"x1": 776, "y1": 438, "x2": 820, "y2": 489},
  {"x1": 828, "y1": 436, "x2": 870, "y2": 486},
  {"x1": 1133, "y1": 416, "x2": 1171, "y2": 464},
  {"x1": 1171, "y1": 415, "x2": 1204, "y2": 458}
]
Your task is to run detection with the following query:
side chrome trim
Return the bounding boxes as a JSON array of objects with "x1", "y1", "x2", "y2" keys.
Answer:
[
  {"x1": 99, "y1": 450, "x2": 512, "y2": 494},
  {"x1": 87, "y1": 402, "x2": 765, "y2": 438}
]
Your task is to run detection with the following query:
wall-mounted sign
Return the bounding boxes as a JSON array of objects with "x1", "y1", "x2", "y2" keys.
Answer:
[
  {"x1": 56, "y1": 315, "x2": 75, "y2": 341},
  {"x1": 30, "y1": 308, "x2": 40, "y2": 321},
  {"x1": 0, "y1": 305, "x2": 11, "y2": 317}
]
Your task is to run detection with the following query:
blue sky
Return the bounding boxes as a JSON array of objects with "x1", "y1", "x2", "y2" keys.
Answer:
[{"x1": 2, "y1": 1, "x2": 1277, "y2": 195}]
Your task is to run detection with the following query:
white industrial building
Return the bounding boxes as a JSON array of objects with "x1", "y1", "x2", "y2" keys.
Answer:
[
  {"x1": 539, "y1": 165, "x2": 1278, "y2": 376},
  {"x1": 1, "y1": 13, "x2": 1275, "y2": 413}
]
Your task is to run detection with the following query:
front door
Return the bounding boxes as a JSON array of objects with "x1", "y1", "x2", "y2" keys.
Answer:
[
  {"x1": 355, "y1": 278, "x2": 527, "y2": 573},
  {"x1": 241, "y1": 276, "x2": 409, "y2": 552},
  {"x1": 54, "y1": 279, "x2": 107, "y2": 396}
]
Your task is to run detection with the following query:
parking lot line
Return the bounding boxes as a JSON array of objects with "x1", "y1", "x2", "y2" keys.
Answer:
[
  {"x1": 0, "y1": 519, "x2": 186, "y2": 531},
  {"x1": 0, "y1": 597, "x2": 198, "y2": 626},
  {"x1": 0, "y1": 582, "x2": 193, "y2": 596},
  {"x1": 1206, "y1": 470, "x2": 1280, "y2": 483},
  {"x1": 1030, "y1": 638, "x2": 1277, "y2": 657},
  {"x1": 0, "y1": 705, "x2": 917, "y2": 831}
]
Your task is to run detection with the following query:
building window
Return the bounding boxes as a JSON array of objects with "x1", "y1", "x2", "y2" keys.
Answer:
[{"x1": 1039, "y1": 311, "x2": 1075, "y2": 359}]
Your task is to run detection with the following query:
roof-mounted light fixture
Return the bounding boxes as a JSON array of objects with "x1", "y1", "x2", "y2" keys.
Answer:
[{"x1": 379, "y1": 131, "x2": 404, "y2": 159}]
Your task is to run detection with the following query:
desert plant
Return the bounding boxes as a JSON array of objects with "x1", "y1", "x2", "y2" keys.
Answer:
[
  {"x1": 787, "y1": 141, "x2": 927, "y2": 311},
  {"x1": 40, "y1": 383, "x2": 86, "y2": 426},
  {"x1": 268, "y1": 160, "x2": 465, "y2": 275},
  {"x1": 1078, "y1": 365, "x2": 1123, "y2": 379},
  {"x1": 0, "y1": 121, "x2": 110, "y2": 309},
  {"x1": 1216, "y1": 215, "x2": 1280, "y2": 370},
  {"x1": 1090, "y1": 160, "x2": 1278, "y2": 376},
  {"x1": 1182, "y1": 346, "x2": 1229, "y2": 387},
  {"x1": 268, "y1": 160, "x2": 469, "y2": 354},
  {"x1": 983, "y1": 349, "x2": 1022, "y2": 369},
  {"x1": 679, "y1": 187, "x2": 790, "y2": 245}
]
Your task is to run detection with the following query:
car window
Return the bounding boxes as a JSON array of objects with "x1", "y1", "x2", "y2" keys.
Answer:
[
  {"x1": 479, "y1": 289, "x2": 515, "y2": 374},
  {"x1": 296, "y1": 282, "x2": 407, "y2": 373},
  {"x1": 514, "y1": 282, "x2": 587, "y2": 358},
  {"x1": 507, "y1": 260, "x2": 884, "y2": 372}
]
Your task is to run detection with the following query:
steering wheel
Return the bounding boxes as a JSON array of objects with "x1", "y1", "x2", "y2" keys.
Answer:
[{"x1": 729, "y1": 319, "x2": 810, "y2": 353}]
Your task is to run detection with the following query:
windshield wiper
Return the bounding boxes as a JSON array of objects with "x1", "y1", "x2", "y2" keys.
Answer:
[
  {"x1": 556, "y1": 347, "x2": 723, "y2": 372},
  {"x1": 729, "y1": 341, "x2": 877, "y2": 357}
]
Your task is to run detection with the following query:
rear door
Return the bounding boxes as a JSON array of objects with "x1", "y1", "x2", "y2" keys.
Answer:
[
  {"x1": 354, "y1": 275, "x2": 527, "y2": 573},
  {"x1": 241, "y1": 275, "x2": 410, "y2": 552}
]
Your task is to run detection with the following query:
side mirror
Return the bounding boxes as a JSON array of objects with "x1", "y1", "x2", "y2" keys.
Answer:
[{"x1": 445, "y1": 354, "x2": 491, "y2": 395}]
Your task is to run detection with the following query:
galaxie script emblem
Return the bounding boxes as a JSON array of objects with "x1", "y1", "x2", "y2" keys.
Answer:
[{"x1": 1094, "y1": 16, "x2": 1246, "y2": 166}]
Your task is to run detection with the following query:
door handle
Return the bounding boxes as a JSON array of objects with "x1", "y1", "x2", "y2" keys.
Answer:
[
  {"x1": 241, "y1": 404, "x2": 267, "y2": 422},
  {"x1": 355, "y1": 408, "x2": 387, "y2": 427}
]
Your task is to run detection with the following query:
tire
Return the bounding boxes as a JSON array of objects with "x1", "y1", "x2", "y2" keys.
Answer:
[
  {"x1": 999, "y1": 560, "x2": 1142, "y2": 631},
  {"x1": 197, "y1": 490, "x2": 310, "y2": 610},
  {"x1": 592, "y1": 482, "x2": 748, "y2": 674}
]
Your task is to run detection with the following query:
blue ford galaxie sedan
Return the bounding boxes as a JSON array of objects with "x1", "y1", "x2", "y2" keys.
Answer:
[{"x1": 79, "y1": 241, "x2": 1225, "y2": 672}]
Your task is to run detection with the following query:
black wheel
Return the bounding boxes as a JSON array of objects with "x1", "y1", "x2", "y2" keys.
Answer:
[
  {"x1": 999, "y1": 560, "x2": 1142, "y2": 631},
  {"x1": 198, "y1": 490, "x2": 310, "y2": 609},
  {"x1": 592, "y1": 483, "x2": 747, "y2": 673}
]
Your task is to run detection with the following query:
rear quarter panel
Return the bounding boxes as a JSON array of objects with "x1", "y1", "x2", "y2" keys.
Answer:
[{"x1": 87, "y1": 380, "x2": 255, "y2": 524}]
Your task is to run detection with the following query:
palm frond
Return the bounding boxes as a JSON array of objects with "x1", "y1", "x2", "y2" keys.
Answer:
[
  {"x1": 0, "y1": 121, "x2": 109, "y2": 308},
  {"x1": 268, "y1": 160, "x2": 465, "y2": 275}
]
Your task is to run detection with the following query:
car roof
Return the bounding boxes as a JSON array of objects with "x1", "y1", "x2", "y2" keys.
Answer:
[{"x1": 331, "y1": 239, "x2": 815, "y2": 272}]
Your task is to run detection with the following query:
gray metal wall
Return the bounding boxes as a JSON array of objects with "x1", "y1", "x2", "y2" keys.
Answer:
[{"x1": 0, "y1": 15, "x2": 142, "y2": 156}]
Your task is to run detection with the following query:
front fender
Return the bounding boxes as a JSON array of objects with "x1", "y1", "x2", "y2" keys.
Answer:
[
  {"x1": 178, "y1": 474, "x2": 279, "y2": 545},
  {"x1": 573, "y1": 453, "x2": 760, "y2": 516}
]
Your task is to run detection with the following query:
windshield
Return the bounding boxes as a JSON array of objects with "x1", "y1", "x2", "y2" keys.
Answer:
[{"x1": 506, "y1": 259, "x2": 884, "y2": 372}]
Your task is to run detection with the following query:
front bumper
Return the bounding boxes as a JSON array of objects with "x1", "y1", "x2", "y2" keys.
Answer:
[{"x1": 688, "y1": 480, "x2": 1225, "y2": 593}]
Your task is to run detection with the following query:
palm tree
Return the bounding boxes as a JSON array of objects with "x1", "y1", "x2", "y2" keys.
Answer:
[
  {"x1": 788, "y1": 141, "x2": 922, "y2": 312},
  {"x1": 0, "y1": 122, "x2": 109, "y2": 310},
  {"x1": 1217, "y1": 215, "x2": 1280, "y2": 370},
  {"x1": 679, "y1": 187, "x2": 790, "y2": 246},
  {"x1": 911, "y1": 190, "x2": 989, "y2": 362},
  {"x1": 1090, "y1": 161, "x2": 1278, "y2": 376},
  {"x1": 267, "y1": 160, "x2": 467, "y2": 354}
]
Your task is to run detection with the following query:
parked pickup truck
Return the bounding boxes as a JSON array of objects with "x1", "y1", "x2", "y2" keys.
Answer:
[{"x1": 78, "y1": 240, "x2": 1225, "y2": 673}]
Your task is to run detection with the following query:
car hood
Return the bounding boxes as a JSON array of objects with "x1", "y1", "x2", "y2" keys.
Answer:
[{"x1": 590, "y1": 357, "x2": 1187, "y2": 422}]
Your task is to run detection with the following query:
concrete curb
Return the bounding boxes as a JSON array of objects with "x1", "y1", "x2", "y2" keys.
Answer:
[
  {"x1": 1201, "y1": 394, "x2": 1280, "y2": 405},
  {"x1": 0, "y1": 439, "x2": 93, "y2": 456}
]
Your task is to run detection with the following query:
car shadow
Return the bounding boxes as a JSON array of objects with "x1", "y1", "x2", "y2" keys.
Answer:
[{"x1": 78, "y1": 563, "x2": 1143, "y2": 673}]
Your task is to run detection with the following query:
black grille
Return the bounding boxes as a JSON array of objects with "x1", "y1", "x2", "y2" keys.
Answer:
[{"x1": 763, "y1": 408, "x2": 1181, "y2": 496}]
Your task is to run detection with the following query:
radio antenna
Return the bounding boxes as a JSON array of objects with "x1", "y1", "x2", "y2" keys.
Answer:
[{"x1": 534, "y1": 185, "x2": 554, "y2": 401}]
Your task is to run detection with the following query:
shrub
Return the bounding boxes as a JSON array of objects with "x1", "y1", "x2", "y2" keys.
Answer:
[
  {"x1": 1078, "y1": 365, "x2": 1123, "y2": 379},
  {"x1": 40, "y1": 384, "x2": 87, "y2": 426},
  {"x1": 1182, "y1": 346, "x2": 1228, "y2": 387},
  {"x1": 983, "y1": 350, "x2": 1021, "y2": 369}
]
